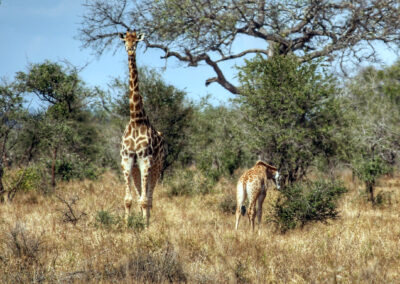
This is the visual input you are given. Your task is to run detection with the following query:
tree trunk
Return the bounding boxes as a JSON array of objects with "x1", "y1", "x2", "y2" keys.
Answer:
[
  {"x1": 0, "y1": 166, "x2": 5, "y2": 203},
  {"x1": 366, "y1": 181, "x2": 374, "y2": 203},
  {"x1": 51, "y1": 147, "x2": 58, "y2": 189}
]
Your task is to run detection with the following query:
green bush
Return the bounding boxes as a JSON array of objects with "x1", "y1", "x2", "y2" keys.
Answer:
[
  {"x1": 272, "y1": 179, "x2": 347, "y2": 232},
  {"x1": 3, "y1": 166, "x2": 47, "y2": 195},
  {"x1": 52, "y1": 157, "x2": 101, "y2": 181},
  {"x1": 127, "y1": 213, "x2": 145, "y2": 232},
  {"x1": 95, "y1": 210, "x2": 114, "y2": 227},
  {"x1": 165, "y1": 167, "x2": 215, "y2": 197}
]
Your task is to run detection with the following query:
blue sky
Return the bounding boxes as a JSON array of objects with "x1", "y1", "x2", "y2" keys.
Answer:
[
  {"x1": 0, "y1": 0, "x2": 398, "y2": 107},
  {"x1": 0, "y1": 0, "x2": 236, "y2": 105}
]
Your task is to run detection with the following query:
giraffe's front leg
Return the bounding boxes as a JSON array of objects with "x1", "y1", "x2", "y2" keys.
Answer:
[
  {"x1": 121, "y1": 157, "x2": 134, "y2": 224},
  {"x1": 138, "y1": 158, "x2": 151, "y2": 227},
  {"x1": 131, "y1": 166, "x2": 142, "y2": 212}
]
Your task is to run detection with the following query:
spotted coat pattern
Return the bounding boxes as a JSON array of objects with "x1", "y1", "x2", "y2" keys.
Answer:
[
  {"x1": 235, "y1": 161, "x2": 280, "y2": 231},
  {"x1": 119, "y1": 31, "x2": 165, "y2": 227}
]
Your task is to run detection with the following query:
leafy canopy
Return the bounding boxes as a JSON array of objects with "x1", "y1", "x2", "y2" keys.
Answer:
[{"x1": 236, "y1": 54, "x2": 350, "y2": 184}]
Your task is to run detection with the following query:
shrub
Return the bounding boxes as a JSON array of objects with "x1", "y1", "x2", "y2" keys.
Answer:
[
  {"x1": 165, "y1": 167, "x2": 215, "y2": 197},
  {"x1": 4, "y1": 166, "x2": 41, "y2": 193},
  {"x1": 219, "y1": 192, "x2": 237, "y2": 215},
  {"x1": 54, "y1": 157, "x2": 101, "y2": 181},
  {"x1": 272, "y1": 179, "x2": 347, "y2": 232},
  {"x1": 1, "y1": 223, "x2": 48, "y2": 283},
  {"x1": 116, "y1": 244, "x2": 187, "y2": 283},
  {"x1": 127, "y1": 213, "x2": 145, "y2": 232},
  {"x1": 2, "y1": 166, "x2": 49, "y2": 201},
  {"x1": 95, "y1": 210, "x2": 114, "y2": 227}
]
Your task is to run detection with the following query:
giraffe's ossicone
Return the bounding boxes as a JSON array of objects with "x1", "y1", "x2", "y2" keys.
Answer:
[{"x1": 119, "y1": 30, "x2": 165, "y2": 227}]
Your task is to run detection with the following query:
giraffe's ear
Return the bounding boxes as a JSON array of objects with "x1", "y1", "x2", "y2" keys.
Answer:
[
  {"x1": 118, "y1": 33, "x2": 126, "y2": 40},
  {"x1": 137, "y1": 33, "x2": 145, "y2": 41}
]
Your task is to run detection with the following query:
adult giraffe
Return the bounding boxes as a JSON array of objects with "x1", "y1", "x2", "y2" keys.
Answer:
[{"x1": 119, "y1": 30, "x2": 165, "y2": 227}]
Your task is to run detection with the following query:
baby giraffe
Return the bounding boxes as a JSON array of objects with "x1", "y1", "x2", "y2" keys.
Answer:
[{"x1": 235, "y1": 161, "x2": 280, "y2": 232}]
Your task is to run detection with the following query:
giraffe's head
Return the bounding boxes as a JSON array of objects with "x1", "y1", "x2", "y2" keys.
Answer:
[
  {"x1": 119, "y1": 30, "x2": 145, "y2": 56},
  {"x1": 256, "y1": 160, "x2": 281, "y2": 190},
  {"x1": 273, "y1": 170, "x2": 281, "y2": 190}
]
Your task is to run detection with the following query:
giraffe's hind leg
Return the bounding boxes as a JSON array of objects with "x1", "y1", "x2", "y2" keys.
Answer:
[
  {"x1": 256, "y1": 189, "x2": 267, "y2": 231},
  {"x1": 248, "y1": 191, "x2": 259, "y2": 232},
  {"x1": 235, "y1": 180, "x2": 247, "y2": 230}
]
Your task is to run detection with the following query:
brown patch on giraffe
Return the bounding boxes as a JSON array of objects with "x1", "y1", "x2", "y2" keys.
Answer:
[
  {"x1": 133, "y1": 95, "x2": 140, "y2": 103},
  {"x1": 124, "y1": 125, "x2": 132, "y2": 138},
  {"x1": 134, "y1": 118, "x2": 146, "y2": 125},
  {"x1": 139, "y1": 125, "x2": 147, "y2": 134},
  {"x1": 138, "y1": 141, "x2": 148, "y2": 149},
  {"x1": 128, "y1": 143, "x2": 135, "y2": 151}
]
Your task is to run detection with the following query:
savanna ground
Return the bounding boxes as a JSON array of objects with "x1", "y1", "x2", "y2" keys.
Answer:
[{"x1": 0, "y1": 169, "x2": 399, "y2": 283}]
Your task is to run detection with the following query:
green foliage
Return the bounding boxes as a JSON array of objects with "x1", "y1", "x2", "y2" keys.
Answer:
[
  {"x1": 355, "y1": 157, "x2": 391, "y2": 185},
  {"x1": 164, "y1": 167, "x2": 215, "y2": 197},
  {"x1": 348, "y1": 63, "x2": 400, "y2": 201},
  {"x1": 95, "y1": 210, "x2": 115, "y2": 227},
  {"x1": 0, "y1": 80, "x2": 25, "y2": 199},
  {"x1": 187, "y1": 101, "x2": 253, "y2": 181},
  {"x1": 13, "y1": 61, "x2": 106, "y2": 187},
  {"x1": 52, "y1": 155, "x2": 101, "y2": 181},
  {"x1": 127, "y1": 213, "x2": 145, "y2": 232},
  {"x1": 16, "y1": 61, "x2": 93, "y2": 116},
  {"x1": 272, "y1": 180, "x2": 347, "y2": 232},
  {"x1": 236, "y1": 54, "x2": 350, "y2": 184},
  {"x1": 10, "y1": 167, "x2": 41, "y2": 192}
]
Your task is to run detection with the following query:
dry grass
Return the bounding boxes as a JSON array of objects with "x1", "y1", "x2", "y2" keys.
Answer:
[{"x1": 0, "y1": 170, "x2": 399, "y2": 283}]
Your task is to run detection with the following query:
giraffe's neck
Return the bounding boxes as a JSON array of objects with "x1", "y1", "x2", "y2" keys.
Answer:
[{"x1": 128, "y1": 55, "x2": 148, "y2": 123}]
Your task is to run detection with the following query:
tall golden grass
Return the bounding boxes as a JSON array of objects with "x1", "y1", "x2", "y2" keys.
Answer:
[{"x1": 0, "y1": 169, "x2": 399, "y2": 283}]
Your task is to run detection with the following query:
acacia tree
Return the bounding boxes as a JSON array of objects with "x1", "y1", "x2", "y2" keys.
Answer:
[
  {"x1": 80, "y1": 0, "x2": 400, "y2": 94},
  {"x1": 236, "y1": 54, "x2": 351, "y2": 184},
  {"x1": 16, "y1": 61, "x2": 101, "y2": 186},
  {"x1": 348, "y1": 63, "x2": 400, "y2": 202},
  {"x1": 0, "y1": 80, "x2": 24, "y2": 201}
]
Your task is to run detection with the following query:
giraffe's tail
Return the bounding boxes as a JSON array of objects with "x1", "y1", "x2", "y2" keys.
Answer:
[
  {"x1": 237, "y1": 180, "x2": 247, "y2": 216},
  {"x1": 240, "y1": 205, "x2": 246, "y2": 216}
]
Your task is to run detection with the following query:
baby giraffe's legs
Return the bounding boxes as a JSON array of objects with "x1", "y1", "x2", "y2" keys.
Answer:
[
  {"x1": 256, "y1": 190, "x2": 267, "y2": 232},
  {"x1": 248, "y1": 193, "x2": 259, "y2": 232}
]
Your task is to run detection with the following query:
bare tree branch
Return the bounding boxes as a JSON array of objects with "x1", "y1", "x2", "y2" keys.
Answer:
[{"x1": 79, "y1": 0, "x2": 400, "y2": 94}]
